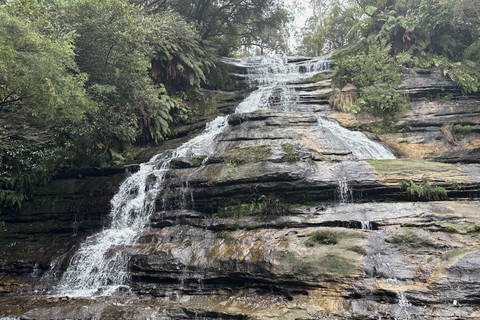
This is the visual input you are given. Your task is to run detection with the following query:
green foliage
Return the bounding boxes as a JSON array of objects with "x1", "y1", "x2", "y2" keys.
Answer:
[
  {"x1": 299, "y1": 0, "x2": 362, "y2": 56},
  {"x1": 55, "y1": 0, "x2": 195, "y2": 152},
  {"x1": 0, "y1": 2, "x2": 92, "y2": 122},
  {"x1": 0, "y1": 136, "x2": 61, "y2": 212},
  {"x1": 135, "y1": 0, "x2": 290, "y2": 56},
  {"x1": 260, "y1": 194, "x2": 288, "y2": 216},
  {"x1": 2, "y1": 0, "x2": 285, "y2": 214},
  {"x1": 145, "y1": 9, "x2": 212, "y2": 90},
  {"x1": 282, "y1": 143, "x2": 299, "y2": 163},
  {"x1": 314, "y1": 0, "x2": 480, "y2": 120},
  {"x1": 333, "y1": 42, "x2": 409, "y2": 122},
  {"x1": 434, "y1": 58, "x2": 480, "y2": 93},
  {"x1": 401, "y1": 179, "x2": 448, "y2": 201},
  {"x1": 454, "y1": 124, "x2": 473, "y2": 135}
]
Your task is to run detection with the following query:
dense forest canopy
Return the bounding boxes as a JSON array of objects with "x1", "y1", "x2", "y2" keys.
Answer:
[
  {"x1": 0, "y1": 0, "x2": 289, "y2": 214},
  {"x1": 299, "y1": 0, "x2": 480, "y2": 123},
  {"x1": 1, "y1": 0, "x2": 479, "y2": 215}
]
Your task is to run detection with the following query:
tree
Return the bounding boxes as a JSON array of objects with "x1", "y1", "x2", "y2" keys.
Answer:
[
  {"x1": 0, "y1": 0, "x2": 92, "y2": 213},
  {"x1": 299, "y1": 0, "x2": 361, "y2": 56},
  {"x1": 145, "y1": 9, "x2": 212, "y2": 91},
  {"x1": 302, "y1": 0, "x2": 480, "y2": 123},
  {"x1": 0, "y1": 1, "x2": 91, "y2": 122},
  {"x1": 133, "y1": 0, "x2": 290, "y2": 55}
]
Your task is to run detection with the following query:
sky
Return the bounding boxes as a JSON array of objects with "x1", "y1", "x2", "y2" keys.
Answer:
[{"x1": 285, "y1": 0, "x2": 314, "y2": 53}]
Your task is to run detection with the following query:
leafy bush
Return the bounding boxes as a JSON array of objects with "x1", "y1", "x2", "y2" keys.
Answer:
[
  {"x1": 401, "y1": 179, "x2": 448, "y2": 201},
  {"x1": 434, "y1": 58, "x2": 480, "y2": 93},
  {"x1": 333, "y1": 43, "x2": 409, "y2": 122},
  {"x1": 454, "y1": 124, "x2": 473, "y2": 135}
]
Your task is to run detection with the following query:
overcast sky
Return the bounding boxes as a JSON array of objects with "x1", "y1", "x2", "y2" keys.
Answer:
[{"x1": 285, "y1": 0, "x2": 314, "y2": 53}]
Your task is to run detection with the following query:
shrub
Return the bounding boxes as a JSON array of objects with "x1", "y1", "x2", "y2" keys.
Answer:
[
  {"x1": 401, "y1": 179, "x2": 448, "y2": 201},
  {"x1": 333, "y1": 43, "x2": 409, "y2": 123},
  {"x1": 260, "y1": 194, "x2": 288, "y2": 216},
  {"x1": 454, "y1": 124, "x2": 473, "y2": 135}
]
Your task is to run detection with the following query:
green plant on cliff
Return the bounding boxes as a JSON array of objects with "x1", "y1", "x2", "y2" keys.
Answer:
[
  {"x1": 260, "y1": 194, "x2": 288, "y2": 216},
  {"x1": 401, "y1": 179, "x2": 448, "y2": 201},
  {"x1": 282, "y1": 143, "x2": 299, "y2": 163},
  {"x1": 314, "y1": 0, "x2": 480, "y2": 122},
  {"x1": 333, "y1": 42, "x2": 409, "y2": 123},
  {"x1": 454, "y1": 124, "x2": 473, "y2": 135}
]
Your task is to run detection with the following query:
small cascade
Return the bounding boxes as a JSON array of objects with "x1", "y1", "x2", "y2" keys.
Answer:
[
  {"x1": 55, "y1": 117, "x2": 229, "y2": 297},
  {"x1": 360, "y1": 221, "x2": 372, "y2": 230},
  {"x1": 386, "y1": 278, "x2": 412, "y2": 320},
  {"x1": 337, "y1": 176, "x2": 353, "y2": 204},
  {"x1": 55, "y1": 56, "x2": 332, "y2": 297},
  {"x1": 395, "y1": 290, "x2": 412, "y2": 319},
  {"x1": 316, "y1": 117, "x2": 395, "y2": 160}
]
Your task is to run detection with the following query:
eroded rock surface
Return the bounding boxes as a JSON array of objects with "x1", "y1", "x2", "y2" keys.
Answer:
[{"x1": 1, "y1": 63, "x2": 480, "y2": 320}]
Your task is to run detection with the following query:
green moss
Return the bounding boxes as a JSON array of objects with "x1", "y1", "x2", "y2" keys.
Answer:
[
  {"x1": 444, "y1": 226, "x2": 458, "y2": 233},
  {"x1": 367, "y1": 158, "x2": 460, "y2": 174},
  {"x1": 282, "y1": 143, "x2": 299, "y2": 163},
  {"x1": 391, "y1": 230, "x2": 414, "y2": 245},
  {"x1": 322, "y1": 253, "x2": 355, "y2": 277},
  {"x1": 347, "y1": 245, "x2": 365, "y2": 255},
  {"x1": 390, "y1": 228, "x2": 438, "y2": 247},
  {"x1": 468, "y1": 225, "x2": 480, "y2": 233},
  {"x1": 441, "y1": 246, "x2": 480, "y2": 262},
  {"x1": 306, "y1": 71, "x2": 333, "y2": 83},
  {"x1": 307, "y1": 230, "x2": 338, "y2": 245},
  {"x1": 223, "y1": 145, "x2": 272, "y2": 166}
]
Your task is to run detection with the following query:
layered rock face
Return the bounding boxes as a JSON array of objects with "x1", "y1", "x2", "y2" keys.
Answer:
[{"x1": 1, "y1": 57, "x2": 480, "y2": 319}]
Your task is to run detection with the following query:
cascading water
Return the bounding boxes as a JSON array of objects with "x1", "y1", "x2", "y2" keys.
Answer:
[
  {"x1": 316, "y1": 117, "x2": 395, "y2": 160},
  {"x1": 337, "y1": 176, "x2": 353, "y2": 204},
  {"x1": 55, "y1": 55, "x2": 332, "y2": 297},
  {"x1": 55, "y1": 116, "x2": 229, "y2": 297}
]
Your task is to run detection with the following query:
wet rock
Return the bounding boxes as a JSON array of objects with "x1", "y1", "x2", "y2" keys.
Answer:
[
  {"x1": 170, "y1": 156, "x2": 207, "y2": 168},
  {"x1": 2, "y1": 63, "x2": 480, "y2": 320}
]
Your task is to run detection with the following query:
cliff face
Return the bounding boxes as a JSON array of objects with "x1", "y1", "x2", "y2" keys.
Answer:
[
  {"x1": 330, "y1": 68, "x2": 480, "y2": 162},
  {"x1": 1, "y1": 64, "x2": 480, "y2": 320}
]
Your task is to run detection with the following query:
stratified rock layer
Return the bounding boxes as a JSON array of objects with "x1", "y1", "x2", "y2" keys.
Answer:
[{"x1": 1, "y1": 66, "x2": 480, "y2": 320}]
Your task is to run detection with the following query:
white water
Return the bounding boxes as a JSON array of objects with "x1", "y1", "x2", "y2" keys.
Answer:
[
  {"x1": 317, "y1": 117, "x2": 395, "y2": 160},
  {"x1": 337, "y1": 176, "x2": 353, "y2": 204},
  {"x1": 55, "y1": 56, "x2": 331, "y2": 297},
  {"x1": 56, "y1": 116, "x2": 229, "y2": 297},
  {"x1": 388, "y1": 278, "x2": 412, "y2": 320},
  {"x1": 361, "y1": 221, "x2": 372, "y2": 230}
]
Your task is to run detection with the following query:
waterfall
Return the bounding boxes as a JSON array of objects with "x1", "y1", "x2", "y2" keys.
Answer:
[
  {"x1": 337, "y1": 176, "x2": 353, "y2": 204},
  {"x1": 316, "y1": 117, "x2": 395, "y2": 160},
  {"x1": 56, "y1": 116, "x2": 229, "y2": 297},
  {"x1": 55, "y1": 55, "x2": 331, "y2": 297}
]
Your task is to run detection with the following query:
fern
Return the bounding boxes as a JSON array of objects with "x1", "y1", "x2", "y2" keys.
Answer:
[
  {"x1": 435, "y1": 58, "x2": 480, "y2": 93},
  {"x1": 401, "y1": 179, "x2": 448, "y2": 201}
]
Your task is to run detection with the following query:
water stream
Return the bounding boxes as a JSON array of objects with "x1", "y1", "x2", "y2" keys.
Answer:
[{"x1": 54, "y1": 55, "x2": 394, "y2": 297}]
